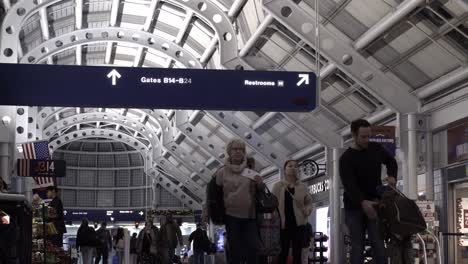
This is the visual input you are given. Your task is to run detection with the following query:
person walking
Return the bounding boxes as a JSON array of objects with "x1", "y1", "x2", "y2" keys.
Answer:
[
  {"x1": 188, "y1": 223, "x2": 209, "y2": 264},
  {"x1": 95, "y1": 222, "x2": 112, "y2": 264},
  {"x1": 272, "y1": 160, "x2": 313, "y2": 264},
  {"x1": 77, "y1": 218, "x2": 98, "y2": 264},
  {"x1": 339, "y1": 119, "x2": 398, "y2": 264}
]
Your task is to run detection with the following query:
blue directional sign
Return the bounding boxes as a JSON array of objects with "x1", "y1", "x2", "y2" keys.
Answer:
[
  {"x1": 0, "y1": 63, "x2": 316, "y2": 112},
  {"x1": 64, "y1": 209, "x2": 145, "y2": 222}
]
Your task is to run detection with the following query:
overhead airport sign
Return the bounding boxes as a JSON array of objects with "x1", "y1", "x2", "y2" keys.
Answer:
[
  {"x1": 64, "y1": 209, "x2": 145, "y2": 222},
  {"x1": 0, "y1": 63, "x2": 317, "y2": 112}
]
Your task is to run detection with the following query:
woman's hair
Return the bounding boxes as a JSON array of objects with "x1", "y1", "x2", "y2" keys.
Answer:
[
  {"x1": 283, "y1": 159, "x2": 299, "y2": 179},
  {"x1": 115, "y1": 227, "x2": 124, "y2": 241},
  {"x1": 283, "y1": 159, "x2": 298, "y2": 170},
  {"x1": 80, "y1": 218, "x2": 89, "y2": 228},
  {"x1": 226, "y1": 139, "x2": 246, "y2": 156}
]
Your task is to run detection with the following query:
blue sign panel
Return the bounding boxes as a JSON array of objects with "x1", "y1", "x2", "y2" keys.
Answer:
[
  {"x1": 64, "y1": 209, "x2": 145, "y2": 222},
  {"x1": 0, "y1": 63, "x2": 316, "y2": 112}
]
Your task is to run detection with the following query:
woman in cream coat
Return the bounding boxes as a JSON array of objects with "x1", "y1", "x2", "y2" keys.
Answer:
[{"x1": 272, "y1": 160, "x2": 313, "y2": 264}]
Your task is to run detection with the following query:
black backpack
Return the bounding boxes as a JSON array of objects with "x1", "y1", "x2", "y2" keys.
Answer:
[
  {"x1": 378, "y1": 186, "x2": 427, "y2": 239},
  {"x1": 206, "y1": 168, "x2": 225, "y2": 225}
]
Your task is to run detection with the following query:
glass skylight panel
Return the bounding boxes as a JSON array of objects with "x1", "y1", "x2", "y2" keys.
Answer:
[
  {"x1": 344, "y1": 0, "x2": 395, "y2": 28},
  {"x1": 182, "y1": 43, "x2": 201, "y2": 58},
  {"x1": 86, "y1": 0, "x2": 112, "y2": 12},
  {"x1": 386, "y1": 22, "x2": 430, "y2": 54},
  {"x1": 153, "y1": 28, "x2": 177, "y2": 42},
  {"x1": 157, "y1": 8, "x2": 185, "y2": 27},
  {"x1": 120, "y1": 21, "x2": 144, "y2": 30},
  {"x1": 122, "y1": 0, "x2": 150, "y2": 16},
  {"x1": 113, "y1": 59, "x2": 134, "y2": 66},
  {"x1": 408, "y1": 41, "x2": 460, "y2": 79},
  {"x1": 189, "y1": 24, "x2": 213, "y2": 49},
  {"x1": 145, "y1": 51, "x2": 168, "y2": 67}
]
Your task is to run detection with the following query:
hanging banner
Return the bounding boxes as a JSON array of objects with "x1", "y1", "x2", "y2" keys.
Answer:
[
  {"x1": 370, "y1": 126, "x2": 396, "y2": 156},
  {"x1": 447, "y1": 120, "x2": 468, "y2": 165}
]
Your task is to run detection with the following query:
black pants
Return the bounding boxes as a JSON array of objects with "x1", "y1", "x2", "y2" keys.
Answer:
[
  {"x1": 225, "y1": 215, "x2": 258, "y2": 264},
  {"x1": 279, "y1": 226, "x2": 304, "y2": 264},
  {"x1": 95, "y1": 247, "x2": 109, "y2": 264}
]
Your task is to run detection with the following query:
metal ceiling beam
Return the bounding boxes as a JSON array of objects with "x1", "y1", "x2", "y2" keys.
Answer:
[
  {"x1": 340, "y1": 108, "x2": 394, "y2": 137},
  {"x1": 239, "y1": 14, "x2": 274, "y2": 57},
  {"x1": 291, "y1": 143, "x2": 323, "y2": 160},
  {"x1": 2, "y1": 0, "x2": 10, "y2": 10},
  {"x1": 415, "y1": 67, "x2": 468, "y2": 99},
  {"x1": 263, "y1": 0, "x2": 419, "y2": 114},
  {"x1": 353, "y1": 0, "x2": 426, "y2": 51},
  {"x1": 143, "y1": 0, "x2": 159, "y2": 31},
  {"x1": 252, "y1": 112, "x2": 277, "y2": 130},
  {"x1": 110, "y1": 0, "x2": 120, "y2": 27},
  {"x1": 175, "y1": 110, "x2": 225, "y2": 163},
  {"x1": 228, "y1": 0, "x2": 247, "y2": 18},
  {"x1": 200, "y1": 37, "x2": 219, "y2": 65},
  {"x1": 152, "y1": 171, "x2": 202, "y2": 210},
  {"x1": 133, "y1": 0, "x2": 160, "y2": 67},
  {"x1": 206, "y1": 111, "x2": 286, "y2": 168},
  {"x1": 175, "y1": 11, "x2": 193, "y2": 45},
  {"x1": 37, "y1": 0, "x2": 53, "y2": 64},
  {"x1": 104, "y1": 42, "x2": 113, "y2": 64},
  {"x1": 20, "y1": 27, "x2": 203, "y2": 68},
  {"x1": 152, "y1": 158, "x2": 205, "y2": 199},
  {"x1": 281, "y1": 112, "x2": 342, "y2": 148},
  {"x1": 319, "y1": 63, "x2": 337, "y2": 80},
  {"x1": 0, "y1": 0, "x2": 251, "y2": 70}
]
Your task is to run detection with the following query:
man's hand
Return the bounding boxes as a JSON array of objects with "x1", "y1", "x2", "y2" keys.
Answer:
[
  {"x1": 385, "y1": 176, "x2": 397, "y2": 187},
  {"x1": 361, "y1": 200, "x2": 378, "y2": 220},
  {"x1": 254, "y1": 175, "x2": 263, "y2": 185}
]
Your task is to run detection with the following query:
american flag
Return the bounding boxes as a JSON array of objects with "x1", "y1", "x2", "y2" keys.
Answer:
[{"x1": 21, "y1": 140, "x2": 55, "y2": 187}]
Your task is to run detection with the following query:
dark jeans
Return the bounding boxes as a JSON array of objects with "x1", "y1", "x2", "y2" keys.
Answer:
[
  {"x1": 345, "y1": 209, "x2": 386, "y2": 264},
  {"x1": 279, "y1": 226, "x2": 304, "y2": 264},
  {"x1": 225, "y1": 215, "x2": 257, "y2": 264},
  {"x1": 193, "y1": 251, "x2": 204, "y2": 264},
  {"x1": 95, "y1": 247, "x2": 109, "y2": 264}
]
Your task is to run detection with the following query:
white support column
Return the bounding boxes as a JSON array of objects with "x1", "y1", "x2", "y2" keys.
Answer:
[
  {"x1": 0, "y1": 143, "x2": 9, "y2": 187},
  {"x1": 328, "y1": 147, "x2": 342, "y2": 264},
  {"x1": 425, "y1": 127, "x2": 434, "y2": 200},
  {"x1": 407, "y1": 113, "x2": 418, "y2": 199}
]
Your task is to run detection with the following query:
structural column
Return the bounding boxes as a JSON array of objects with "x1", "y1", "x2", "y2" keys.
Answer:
[
  {"x1": 0, "y1": 142, "x2": 8, "y2": 185},
  {"x1": 407, "y1": 113, "x2": 418, "y2": 199},
  {"x1": 328, "y1": 147, "x2": 342, "y2": 263},
  {"x1": 425, "y1": 128, "x2": 434, "y2": 200}
]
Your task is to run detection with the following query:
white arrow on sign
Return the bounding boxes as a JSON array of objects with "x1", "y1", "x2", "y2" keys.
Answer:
[
  {"x1": 107, "y1": 69, "x2": 121, "y2": 86},
  {"x1": 297, "y1": 74, "x2": 309, "y2": 86},
  {"x1": 139, "y1": 211, "x2": 144, "y2": 216}
]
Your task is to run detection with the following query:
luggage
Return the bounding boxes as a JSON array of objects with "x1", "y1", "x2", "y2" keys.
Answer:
[
  {"x1": 377, "y1": 185, "x2": 426, "y2": 240},
  {"x1": 257, "y1": 210, "x2": 281, "y2": 256}
]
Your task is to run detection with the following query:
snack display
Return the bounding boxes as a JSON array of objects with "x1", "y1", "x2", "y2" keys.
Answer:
[{"x1": 31, "y1": 204, "x2": 70, "y2": 264}]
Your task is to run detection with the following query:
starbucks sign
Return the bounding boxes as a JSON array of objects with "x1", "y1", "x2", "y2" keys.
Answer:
[{"x1": 308, "y1": 179, "x2": 330, "y2": 195}]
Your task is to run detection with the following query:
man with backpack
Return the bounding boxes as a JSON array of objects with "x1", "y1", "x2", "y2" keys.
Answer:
[
  {"x1": 339, "y1": 119, "x2": 398, "y2": 264},
  {"x1": 95, "y1": 222, "x2": 112, "y2": 264},
  {"x1": 188, "y1": 223, "x2": 209, "y2": 264}
]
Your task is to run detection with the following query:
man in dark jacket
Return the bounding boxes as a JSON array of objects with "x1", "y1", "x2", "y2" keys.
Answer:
[
  {"x1": 161, "y1": 214, "x2": 183, "y2": 264},
  {"x1": 188, "y1": 223, "x2": 208, "y2": 264},
  {"x1": 95, "y1": 222, "x2": 112, "y2": 264},
  {"x1": 339, "y1": 119, "x2": 398, "y2": 264},
  {"x1": 46, "y1": 186, "x2": 67, "y2": 247}
]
